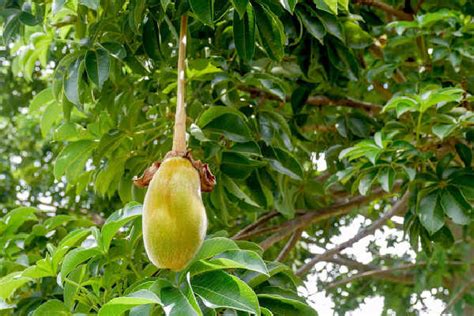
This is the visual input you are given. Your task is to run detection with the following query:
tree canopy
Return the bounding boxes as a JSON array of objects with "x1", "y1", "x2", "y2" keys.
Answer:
[{"x1": 1, "y1": 0, "x2": 474, "y2": 315}]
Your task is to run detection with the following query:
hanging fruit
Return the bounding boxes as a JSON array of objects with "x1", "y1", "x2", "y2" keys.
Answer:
[{"x1": 133, "y1": 16, "x2": 215, "y2": 271}]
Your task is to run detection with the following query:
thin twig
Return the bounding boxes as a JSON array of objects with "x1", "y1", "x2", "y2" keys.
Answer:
[
  {"x1": 172, "y1": 15, "x2": 188, "y2": 154},
  {"x1": 233, "y1": 225, "x2": 283, "y2": 240},
  {"x1": 237, "y1": 86, "x2": 381, "y2": 112},
  {"x1": 325, "y1": 260, "x2": 468, "y2": 290},
  {"x1": 305, "y1": 95, "x2": 382, "y2": 112},
  {"x1": 296, "y1": 192, "x2": 410, "y2": 276},
  {"x1": 354, "y1": 0, "x2": 414, "y2": 21},
  {"x1": 325, "y1": 263, "x2": 418, "y2": 289},
  {"x1": 442, "y1": 278, "x2": 474, "y2": 314},
  {"x1": 258, "y1": 187, "x2": 395, "y2": 250},
  {"x1": 232, "y1": 211, "x2": 279, "y2": 240},
  {"x1": 276, "y1": 228, "x2": 304, "y2": 262}
]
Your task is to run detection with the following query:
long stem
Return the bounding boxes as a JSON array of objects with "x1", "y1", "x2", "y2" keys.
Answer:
[{"x1": 172, "y1": 15, "x2": 188, "y2": 154}]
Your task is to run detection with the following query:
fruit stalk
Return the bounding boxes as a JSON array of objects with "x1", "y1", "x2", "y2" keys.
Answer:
[{"x1": 172, "y1": 15, "x2": 188, "y2": 155}]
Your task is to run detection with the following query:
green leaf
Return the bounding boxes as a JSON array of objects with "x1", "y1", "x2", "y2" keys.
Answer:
[
  {"x1": 3, "y1": 11, "x2": 21, "y2": 44},
  {"x1": 190, "y1": 249, "x2": 268, "y2": 276},
  {"x1": 40, "y1": 101, "x2": 62, "y2": 137},
  {"x1": 189, "y1": 0, "x2": 214, "y2": 25},
  {"x1": 297, "y1": 7, "x2": 326, "y2": 44},
  {"x1": 187, "y1": 59, "x2": 222, "y2": 80},
  {"x1": 2, "y1": 207, "x2": 37, "y2": 235},
  {"x1": 143, "y1": 18, "x2": 162, "y2": 60},
  {"x1": 129, "y1": 0, "x2": 146, "y2": 34},
  {"x1": 455, "y1": 143, "x2": 472, "y2": 167},
  {"x1": 64, "y1": 57, "x2": 85, "y2": 107},
  {"x1": 101, "y1": 202, "x2": 142, "y2": 252},
  {"x1": 93, "y1": 129, "x2": 127, "y2": 164},
  {"x1": 265, "y1": 147, "x2": 304, "y2": 181},
  {"x1": 198, "y1": 106, "x2": 252, "y2": 142},
  {"x1": 231, "y1": 0, "x2": 249, "y2": 18},
  {"x1": 233, "y1": 6, "x2": 256, "y2": 61},
  {"x1": 254, "y1": 3, "x2": 285, "y2": 60},
  {"x1": 259, "y1": 110, "x2": 293, "y2": 149},
  {"x1": 383, "y1": 96, "x2": 418, "y2": 117},
  {"x1": 30, "y1": 88, "x2": 54, "y2": 112},
  {"x1": 418, "y1": 192, "x2": 445, "y2": 235},
  {"x1": 60, "y1": 247, "x2": 102, "y2": 280},
  {"x1": 54, "y1": 140, "x2": 96, "y2": 183},
  {"x1": 322, "y1": 0, "x2": 338, "y2": 15},
  {"x1": 185, "y1": 278, "x2": 204, "y2": 316},
  {"x1": 379, "y1": 168, "x2": 395, "y2": 192},
  {"x1": 22, "y1": 258, "x2": 55, "y2": 278},
  {"x1": 160, "y1": 287, "x2": 201, "y2": 316},
  {"x1": 258, "y1": 294, "x2": 317, "y2": 315},
  {"x1": 192, "y1": 271, "x2": 259, "y2": 314},
  {"x1": 281, "y1": 0, "x2": 297, "y2": 13},
  {"x1": 221, "y1": 151, "x2": 267, "y2": 179},
  {"x1": 85, "y1": 49, "x2": 110, "y2": 90},
  {"x1": 431, "y1": 226, "x2": 455, "y2": 248},
  {"x1": 193, "y1": 237, "x2": 239, "y2": 261},
  {"x1": 338, "y1": 0, "x2": 349, "y2": 11},
  {"x1": 32, "y1": 300, "x2": 70, "y2": 316},
  {"x1": 344, "y1": 20, "x2": 373, "y2": 49},
  {"x1": 64, "y1": 265, "x2": 86, "y2": 309},
  {"x1": 52, "y1": 229, "x2": 92, "y2": 271},
  {"x1": 347, "y1": 116, "x2": 370, "y2": 138},
  {"x1": 215, "y1": 250, "x2": 268, "y2": 275},
  {"x1": 0, "y1": 272, "x2": 32, "y2": 300},
  {"x1": 98, "y1": 290, "x2": 162, "y2": 316},
  {"x1": 452, "y1": 174, "x2": 474, "y2": 200},
  {"x1": 432, "y1": 124, "x2": 456, "y2": 140},
  {"x1": 101, "y1": 42, "x2": 127, "y2": 60},
  {"x1": 242, "y1": 261, "x2": 297, "y2": 288},
  {"x1": 79, "y1": 0, "x2": 99, "y2": 10},
  {"x1": 315, "y1": 9, "x2": 344, "y2": 42},
  {"x1": 439, "y1": 187, "x2": 471, "y2": 225},
  {"x1": 54, "y1": 122, "x2": 93, "y2": 142},
  {"x1": 223, "y1": 176, "x2": 260, "y2": 208},
  {"x1": 420, "y1": 88, "x2": 464, "y2": 112},
  {"x1": 358, "y1": 171, "x2": 377, "y2": 196},
  {"x1": 19, "y1": 11, "x2": 39, "y2": 26},
  {"x1": 418, "y1": 9, "x2": 458, "y2": 28}
]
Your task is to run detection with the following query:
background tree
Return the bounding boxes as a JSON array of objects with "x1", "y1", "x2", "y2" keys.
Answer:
[{"x1": 1, "y1": 0, "x2": 474, "y2": 315}]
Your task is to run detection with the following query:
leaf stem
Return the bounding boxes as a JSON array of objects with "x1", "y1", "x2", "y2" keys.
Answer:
[{"x1": 172, "y1": 15, "x2": 188, "y2": 155}]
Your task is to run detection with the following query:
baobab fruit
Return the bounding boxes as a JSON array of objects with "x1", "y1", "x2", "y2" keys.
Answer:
[{"x1": 142, "y1": 156, "x2": 207, "y2": 271}]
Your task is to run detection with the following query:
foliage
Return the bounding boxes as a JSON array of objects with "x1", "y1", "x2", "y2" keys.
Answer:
[
  {"x1": 0, "y1": 203, "x2": 312, "y2": 315},
  {"x1": 0, "y1": 0, "x2": 474, "y2": 314}
]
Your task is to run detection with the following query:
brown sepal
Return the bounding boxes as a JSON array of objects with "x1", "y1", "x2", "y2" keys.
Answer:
[
  {"x1": 132, "y1": 150, "x2": 216, "y2": 192},
  {"x1": 132, "y1": 161, "x2": 161, "y2": 188}
]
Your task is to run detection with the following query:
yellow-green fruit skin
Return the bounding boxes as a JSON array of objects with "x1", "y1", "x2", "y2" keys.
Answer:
[{"x1": 142, "y1": 157, "x2": 207, "y2": 271}]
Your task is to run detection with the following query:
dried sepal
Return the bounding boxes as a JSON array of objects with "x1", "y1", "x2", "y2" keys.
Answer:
[{"x1": 132, "y1": 150, "x2": 216, "y2": 192}]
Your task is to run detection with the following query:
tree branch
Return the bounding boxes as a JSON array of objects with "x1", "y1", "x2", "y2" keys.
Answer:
[
  {"x1": 237, "y1": 86, "x2": 381, "y2": 112},
  {"x1": 326, "y1": 260, "x2": 468, "y2": 290},
  {"x1": 325, "y1": 263, "x2": 417, "y2": 289},
  {"x1": 232, "y1": 211, "x2": 279, "y2": 239},
  {"x1": 232, "y1": 224, "x2": 283, "y2": 240},
  {"x1": 354, "y1": 0, "x2": 414, "y2": 21},
  {"x1": 276, "y1": 228, "x2": 304, "y2": 262},
  {"x1": 257, "y1": 187, "x2": 400, "y2": 251},
  {"x1": 305, "y1": 96, "x2": 382, "y2": 112},
  {"x1": 296, "y1": 191, "x2": 410, "y2": 277},
  {"x1": 442, "y1": 278, "x2": 474, "y2": 314}
]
